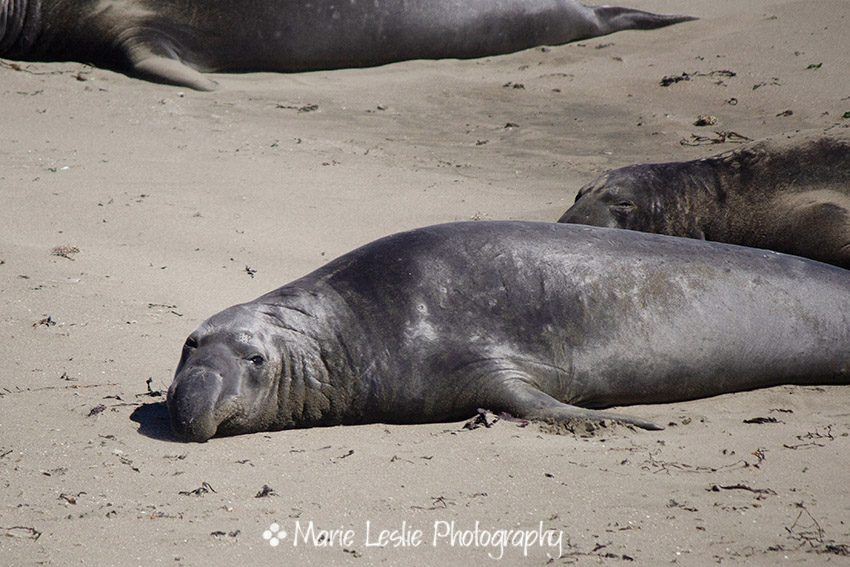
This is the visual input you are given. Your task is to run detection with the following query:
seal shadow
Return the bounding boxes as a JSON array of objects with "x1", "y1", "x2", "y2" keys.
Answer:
[{"x1": 130, "y1": 401, "x2": 180, "y2": 442}]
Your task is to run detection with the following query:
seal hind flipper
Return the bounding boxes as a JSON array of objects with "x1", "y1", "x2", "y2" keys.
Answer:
[
  {"x1": 591, "y1": 7, "x2": 697, "y2": 33},
  {"x1": 524, "y1": 402, "x2": 665, "y2": 432},
  {"x1": 126, "y1": 45, "x2": 218, "y2": 91}
]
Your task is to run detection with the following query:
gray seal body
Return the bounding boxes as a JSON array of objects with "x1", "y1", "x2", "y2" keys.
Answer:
[
  {"x1": 167, "y1": 221, "x2": 850, "y2": 442},
  {"x1": 559, "y1": 133, "x2": 850, "y2": 268},
  {"x1": 1, "y1": 0, "x2": 694, "y2": 90}
]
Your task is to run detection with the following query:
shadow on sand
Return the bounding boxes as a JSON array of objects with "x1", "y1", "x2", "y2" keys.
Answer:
[{"x1": 130, "y1": 401, "x2": 180, "y2": 442}]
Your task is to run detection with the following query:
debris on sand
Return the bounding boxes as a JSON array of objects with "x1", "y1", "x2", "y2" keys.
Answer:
[{"x1": 50, "y1": 245, "x2": 80, "y2": 260}]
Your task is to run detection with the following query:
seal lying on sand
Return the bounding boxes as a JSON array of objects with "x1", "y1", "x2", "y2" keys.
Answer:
[
  {"x1": 558, "y1": 132, "x2": 850, "y2": 268},
  {"x1": 0, "y1": 0, "x2": 695, "y2": 90},
  {"x1": 167, "y1": 221, "x2": 850, "y2": 442}
]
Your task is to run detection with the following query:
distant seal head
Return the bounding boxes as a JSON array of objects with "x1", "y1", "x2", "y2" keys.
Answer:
[
  {"x1": 1, "y1": 0, "x2": 695, "y2": 90},
  {"x1": 558, "y1": 132, "x2": 850, "y2": 267},
  {"x1": 167, "y1": 221, "x2": 850, "y2": 442}
]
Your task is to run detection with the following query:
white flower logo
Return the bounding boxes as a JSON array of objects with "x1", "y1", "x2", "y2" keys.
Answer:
[{"x1": 262, "y1": 523, "x2": 287, "y2": 547}]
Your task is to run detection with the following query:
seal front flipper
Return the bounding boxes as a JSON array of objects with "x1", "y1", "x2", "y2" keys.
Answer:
[
  {"x1": 524, "y1": 401, "x2": 664, "y2": 432},
  {"x1": 125, "y1": 43, "x2": 218, "y2": 91},
  {"x1": 486, "y1": 378, "x2": 663, "y2": 431}
]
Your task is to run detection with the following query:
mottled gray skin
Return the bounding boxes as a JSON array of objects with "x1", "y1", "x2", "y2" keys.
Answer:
[
  {"x1": 0, "y1": 0, "x2": 694, "y2": 90},
  {"x1": 559, "y1": 133, "x2": 850, "y2": 268},
  {"x1": 167, "y1": 221, "x2": 850, "y2": 442}
]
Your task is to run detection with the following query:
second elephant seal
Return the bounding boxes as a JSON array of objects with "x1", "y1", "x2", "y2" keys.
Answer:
[
  {"x1": 558, "y1": 132, "x2": 850, "y2": 268},
  {"x1": 0, "y1": 0, "x2": 695, "y2": 90}
]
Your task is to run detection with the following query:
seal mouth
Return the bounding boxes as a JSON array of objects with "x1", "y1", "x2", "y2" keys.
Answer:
[{"x1": 170, "y1": 412, "x2": 218, "y2": 443}]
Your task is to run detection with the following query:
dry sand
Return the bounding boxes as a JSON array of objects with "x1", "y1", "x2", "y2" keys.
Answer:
[{"x1": 2, "y1": 0, "x2": 849, "y2": 564}]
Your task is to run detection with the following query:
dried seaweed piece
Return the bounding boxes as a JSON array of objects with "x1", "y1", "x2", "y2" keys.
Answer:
[
  {"x1": 680, "y1": 131, "x2": 752, "y2": 146},
  {"x1": 179, "y1": 482, "x2": 216, "y2": 496},
  {"x1": 32, "y1": 315, "x2": 56, "y2": 327},
  {"x1": 50, "y1": 245, "x2": 80, "y2": 260},
  {"x1": 463, "y1": 408, "x2": 499, "y2": 430},
  {"x1": 708, "y1": 483, "x2": 776, "y2": 496},
  {"x1": 87, "y1": 404, "x2": 107, "y2": 417},
  {"x1": 743, "y1": 416, "x2": 781, "y2": 424}
]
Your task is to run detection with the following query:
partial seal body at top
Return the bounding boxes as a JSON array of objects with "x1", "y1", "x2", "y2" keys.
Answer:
[
  {"x1": 558, "y1": 132, "x2": 850, "y2": 268},
  {"x1": 0, "y1": 0, "x2": 695, "y2": 90},
  {"x1": 167, "y1": 221, "x2": 850, "y2": 442}
]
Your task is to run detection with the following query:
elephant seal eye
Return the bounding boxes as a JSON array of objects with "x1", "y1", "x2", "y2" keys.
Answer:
[
  {"x1": 184, "y1": 336, "x2": 198, "y2": 349},
  {"x1": 248, "y1": 355, "x2": 265, "y2": 367}
]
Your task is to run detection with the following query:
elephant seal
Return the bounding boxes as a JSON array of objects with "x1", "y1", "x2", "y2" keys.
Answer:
[
  {"x1": 167, "y1": 221, "x2": 850, "y2": 442},
  {"x1": 558, "y1": 132, "x2": 850, "y2": 268},
  {"x1": 1, "y1": 0, "x2": 695, "y2": 90}
]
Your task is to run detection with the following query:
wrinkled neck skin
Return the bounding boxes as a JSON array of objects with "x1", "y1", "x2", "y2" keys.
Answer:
[
  {"x1": 0, "y1": 0, "x2": 42, "y2": 56},
  {"x1": 260, "y1": 288, "x2": 365, "y2": 431},
  {"x1": 646, "y1": 162, "x2": 729, "y2": 240},
  {"x1": 168, "y1": 283, "x2": 373, "y2": 441}
]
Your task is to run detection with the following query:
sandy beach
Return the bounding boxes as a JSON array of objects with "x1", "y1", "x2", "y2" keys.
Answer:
[{"x1": 1, "y1": 0, "x2": 849, "y2": 564}]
